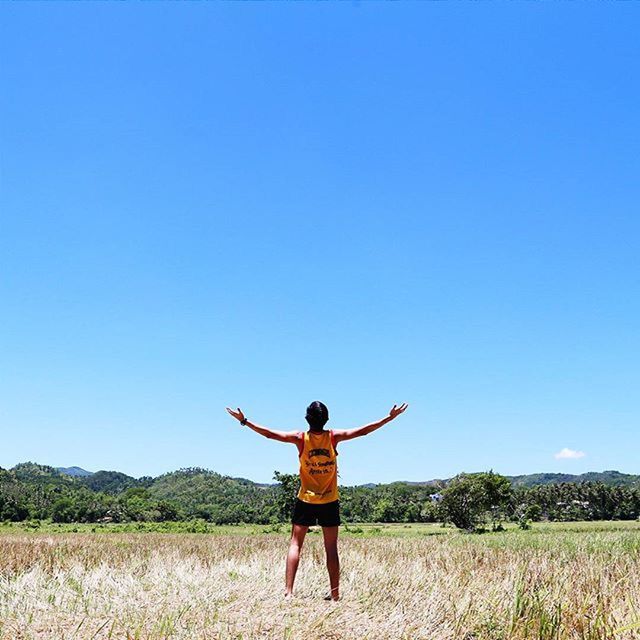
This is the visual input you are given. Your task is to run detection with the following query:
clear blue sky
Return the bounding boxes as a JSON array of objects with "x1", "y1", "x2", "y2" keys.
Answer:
[{"x1": 1, "y1": 3, "x2": 639, "y2": 485}]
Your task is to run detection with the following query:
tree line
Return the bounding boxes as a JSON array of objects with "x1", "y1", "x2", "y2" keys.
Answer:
[{"x1": 1, "y1": 463, "x2": 639, "y2": 530}]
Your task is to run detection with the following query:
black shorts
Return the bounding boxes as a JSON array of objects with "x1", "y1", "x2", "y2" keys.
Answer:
[{"x1": 292, "y1": 499, "x2": 341, "y2": 527}]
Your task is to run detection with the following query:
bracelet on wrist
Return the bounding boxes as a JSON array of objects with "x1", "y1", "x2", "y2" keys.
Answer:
[{"x1": 240, "y1": 417, "x2": 248, "y2": 426}]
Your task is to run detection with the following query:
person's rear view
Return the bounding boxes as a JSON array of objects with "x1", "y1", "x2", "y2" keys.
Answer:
[
  {"x1": 298, "y1": 403, "x2": 338, "y2": 502},
  {"x1": 225, "y1": 399, "x2": 408, "y2": 601}
]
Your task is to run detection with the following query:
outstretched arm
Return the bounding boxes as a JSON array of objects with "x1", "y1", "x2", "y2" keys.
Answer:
[
  {"x1": 332, "y1": 403, "x2": 408, "y2": 445},
  {"x1": 225, "y1": 407, "x2": 302, "y2": 445}
]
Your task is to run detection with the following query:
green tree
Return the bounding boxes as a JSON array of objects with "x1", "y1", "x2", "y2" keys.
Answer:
[
  {"x1": 273, "y1": 471, "x2": 299, "y2": 523},
  {"x1": 51, "y1": 498, "x2": 76, "y2": 523},
  {"x1": 372, "y1": 498, "x2": 394, "y2": 522},
  {"x1": 525, "y1": 503, "x2": 542, "y2": 521},
  {"x1": 440, "y1": 472, "x2": 512, "y2": 531}
]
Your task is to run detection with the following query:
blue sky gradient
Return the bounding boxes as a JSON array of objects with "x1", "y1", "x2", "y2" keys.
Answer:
[{"x1": 1, "y1": 3, "x2": 639, "y2": 484}]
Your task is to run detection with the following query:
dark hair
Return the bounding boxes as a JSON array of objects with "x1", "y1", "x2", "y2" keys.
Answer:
[{"x1": 305, "y1": 401, "x2": 329, "y2": 431}]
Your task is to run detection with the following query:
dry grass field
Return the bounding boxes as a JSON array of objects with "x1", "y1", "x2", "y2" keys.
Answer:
[{"x1": 0, "y1": 522, "x2": 639, "y2": 640}]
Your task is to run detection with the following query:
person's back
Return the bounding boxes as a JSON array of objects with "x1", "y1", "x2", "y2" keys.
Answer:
[{"x1": 298, "y1": 428, "x2": 338, "y2": 504}]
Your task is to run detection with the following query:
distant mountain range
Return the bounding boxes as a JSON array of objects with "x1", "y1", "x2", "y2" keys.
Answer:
[
  {"x1": 5, "y1": 461, "x2": 639, "y2": 525},
  {"x1": 52, "y1": 465, "x2": 640, "y2": 488},
  {"x1": 401, "y1": 470, "x2": 640, "y2": 488},
  {"x1": 56, "y1": 466, "x2": 93, "y2": 477},
  {"x1": 507, "y1": 470, "x2": 639, "y2": 487}
]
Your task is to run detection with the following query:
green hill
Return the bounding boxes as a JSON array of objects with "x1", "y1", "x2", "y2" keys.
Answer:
[
  {"x1": 507, "y1": 471, "x2": 640, "y2": 488},
  {"x1": 1, "y1": 462, "x2": 638, "y2": 524},
  {"x1": 148, "y1": 467, "x2": 277, "y2": 522},
  {"x1": 79, "y1": 470, "x2": 150, "y2": 494}
]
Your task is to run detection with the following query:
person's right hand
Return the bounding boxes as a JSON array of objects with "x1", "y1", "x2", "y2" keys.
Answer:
[
  {"x1": 226, "y1": 407, "x2": 246, "y2": 423},
  {"x1": 388, "y1": 403, "x2": 409, "y2": 420}
]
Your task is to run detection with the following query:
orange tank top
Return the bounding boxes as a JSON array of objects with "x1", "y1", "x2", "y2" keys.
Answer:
[{"x1": 297, "y1": 430, "x2": 339, "y2": 504}]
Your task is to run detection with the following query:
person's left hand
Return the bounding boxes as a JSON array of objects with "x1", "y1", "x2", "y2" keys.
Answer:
[
  {"x1": 226, "y1": 407, "x2": 246, "y2": 423},
  {"x1": 388, "y1": 403, "x2": 409, "y2": 420}
]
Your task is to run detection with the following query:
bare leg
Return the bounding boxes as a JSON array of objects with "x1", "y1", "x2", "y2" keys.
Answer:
[
  {"x1": 322, "y1": 526, "x2": 340, "y2": 600},
  {"x1": 285, "y1": 524, "x2": 308, "y2": 597}
]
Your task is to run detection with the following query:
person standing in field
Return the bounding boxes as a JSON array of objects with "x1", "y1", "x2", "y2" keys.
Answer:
[{"x1": 225, "y1": 401, "x2": 409, "y2": 600}]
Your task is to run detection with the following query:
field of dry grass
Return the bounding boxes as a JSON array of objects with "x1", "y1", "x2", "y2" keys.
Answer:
[{"x1": 1, "y1": 522, "x2": 639, "y2": 639}]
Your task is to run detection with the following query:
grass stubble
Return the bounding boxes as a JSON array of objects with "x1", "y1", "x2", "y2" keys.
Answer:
[{"x1": 0, "y1": 524, "x2": 639, "y2": 640}]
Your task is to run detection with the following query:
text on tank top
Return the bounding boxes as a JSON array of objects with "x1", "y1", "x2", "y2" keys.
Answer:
[{"x1": 297, "y1": 430, "x2": 339, "y2": 504}]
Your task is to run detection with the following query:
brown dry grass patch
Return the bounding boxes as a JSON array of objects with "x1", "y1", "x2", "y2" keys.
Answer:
[{"x1": 0, "y1": 528, "x2": 639, "y2": 639}]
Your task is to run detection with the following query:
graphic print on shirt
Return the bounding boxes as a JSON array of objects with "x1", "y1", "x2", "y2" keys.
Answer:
[
  {"x1": 308, "y1": 448, "x2": 331, "y2": 458},
  {"x1": 298, "y1": 431, "x2": 339, "y2": 504}
]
